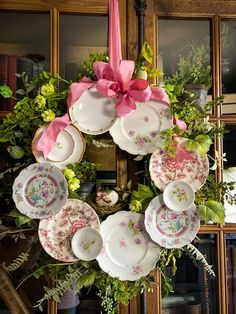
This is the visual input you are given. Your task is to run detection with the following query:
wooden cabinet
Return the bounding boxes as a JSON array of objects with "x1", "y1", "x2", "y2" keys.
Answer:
[
  {"x1": 127, "y1": 1, "x2": 236, "y2": 313},
  {"x1": 1, "y1": 0, "x2": 236, "y2": 313}
]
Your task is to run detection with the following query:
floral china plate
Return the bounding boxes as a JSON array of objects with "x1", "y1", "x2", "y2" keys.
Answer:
[
  {"x1": 32, "y1": 124, "x2": 85, "y2": 170},
  {"x1": 69, "y1": 86, "x2": 117, "y2": 135},
  {"x1": 145, "y1": 195, "x2": 200, "y2": 249},
  {"x1": 12, "y1": 163, "x2": 68, "y2": 219},
  {"x1": 149, "y1": 147, "x2": 209, "y2": 191},
  {"x1": 38, "y1": 199, "x2": 100, "y2": 262},
  {"x1": 96, "y1": 211, "x2": 161, "y2": 281},
  {"x1": 163, "y1": 180, "x2": 195, "y2": 212},
  {"x1": 109, "y1": 100, "x2": 172, "y2": 155},
  {"x1": 71, "y1": 227, "x2": 103, "y2": 261}
]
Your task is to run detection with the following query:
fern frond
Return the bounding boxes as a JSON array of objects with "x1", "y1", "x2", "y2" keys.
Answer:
[
  {"x1": 3, "y1": 250, "x2": 30, "y2": 272},
  {"x1": 35, "y1": 268, "x2": 83, "y2": 310},
  {"x1": 186, "y1": 243, "x2": 215, "y2": 276}
]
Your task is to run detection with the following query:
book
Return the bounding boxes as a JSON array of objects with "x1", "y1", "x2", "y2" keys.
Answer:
[
  {"x1": 0, "y1": 54, "x2": 8, "y2": 111},
  {"x1": 7, "y1": 55, "x2": 17, "y2": 111},
  {"x1": 197, "y1": 238, "x2": 216, "y2": 314},
  {"x1": 230, "y1": 247, "x2": 236, "y2": 314},
  {"x1": 226, "y1": 246, "x2": 234, "y2": 314}
]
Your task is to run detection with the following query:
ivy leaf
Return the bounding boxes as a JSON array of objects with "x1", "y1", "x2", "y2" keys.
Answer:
[
  {"x1": 184, "y1": 135, "x2": 212, "y2": 156},
  {"x1": 195, "y1": 134, "x2": 212, "y2": 155},
  {"x1": 9, "y1": 209, "x2": 32, "y2": 226},
  {"x1": 0, "y1": 85, "x2": 13, "y2": 98},
  {"x1": 198, "y1": 200, "x2": 225, "y2": 224},
  {"x1": 77, "y1": 271, "x2": 96, "y2": 290}
]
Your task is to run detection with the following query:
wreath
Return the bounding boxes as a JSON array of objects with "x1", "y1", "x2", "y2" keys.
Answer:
[{"x1": 0, "y1": 1, "x2": 232, "y2": 313}]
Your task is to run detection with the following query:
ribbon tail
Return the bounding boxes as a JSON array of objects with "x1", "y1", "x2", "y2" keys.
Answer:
[
  {"x1": 35, "y1": 114, "x2": 71, "y2": 159},
  {"x1": 109, "y1": 0, "x2": 122, "y2": 77},
  {"x1": 150, "y1": 87, "x2": 170, "y2": 106},
  {"x1": 67, "y1": 81, "x2": 94, "y2": 109},
  {"x1": 173, "y1": 136, "x2": 195, "y2": 166},
  {"x1": 128, "y1": 79, "x2": 152, "y2": 102},
  {"x1": 115, "y1": 94, "x2": 136, "y2": 117}
]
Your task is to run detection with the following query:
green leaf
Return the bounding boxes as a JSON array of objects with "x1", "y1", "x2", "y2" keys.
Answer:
[
  {"x1": 198, "y1": 200, "x2": 225, "y2": 224},
  {"x1": 184, "y1": 135, "x2": 212, "y2": 156},
  {"x1": 147, "y1": 68, "x2": 163, "y2": 77},
  {"x1": 133, "y1": 155, "x2": 144, "y2": 161},
  {"x1": 0, "y1": 85, "x2": 13, "y2": 98},
  {"x1": 77, "y1": 271, "x2": 96, "y2": 290},
  {"x1": 140, "y1": 42, "x2": 153, "y2": 64},
  {"x1": 16, "y1": 89, "x2": 26, "y2": 95}
]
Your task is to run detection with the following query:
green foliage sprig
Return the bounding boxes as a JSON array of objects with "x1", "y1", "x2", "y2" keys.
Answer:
[
  {"x1": 185, "y1": 244, "x2": 215, "y2": 276},
  {"x1": 3, "y1": 250, "x2": 30, "y2": 272},
  {"x1": 96, "y1": 274, "x2": 154, "y2": 314},
  {"x1": 129, "y1": 183, "x2": 156, "y2": 213}
]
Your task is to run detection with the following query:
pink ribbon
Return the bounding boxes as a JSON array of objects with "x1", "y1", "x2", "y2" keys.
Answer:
[
  {"x1": 35, "y1": 114, "x2": 71, "y2": 159},
  {"x1": 35, "y1": 77, "x2": 94, "y2": 159},
  {"x1": 172, "y1": 135, "x2": 194, "y2": 166},
  {"x1": 94, "y1": 60, "x2": 153, "y2": 117},
  {"x1": 173, "y1": 116, "x2": 187, "y2": 131},
  {"x1": 109, "y1": 0, "x2": 122, "y2": 78}
]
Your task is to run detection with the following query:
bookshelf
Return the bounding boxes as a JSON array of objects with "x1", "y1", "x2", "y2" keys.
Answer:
[{"x1": 1, "y1": 0, "x2": 236, "y2": 313}]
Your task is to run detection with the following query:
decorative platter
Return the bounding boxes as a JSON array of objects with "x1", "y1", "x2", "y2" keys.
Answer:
[
  {"x1": 38, "y1": 199, "x2": 100, "y2": 262},
  {"x1": 96, "y1": 211, "x2": 161, "y2": 281},
  {"x1": 109, "y1": 100, "x2": 173, "y2": 155},
  {"x1": 149, "y1": 147, "x2": 209, "y2": 191},
  {"x1": 145, "y1": 195, "x2": 200, "y2": 249},
  {"x1": 32, "y1": 124, "x2": 85, "y2": 170},
  {"x1": 12, "y1": 163, "x2": 68, "y2": 219},
  {"x1": 69, "y1": 86, "x2": 117, "y2": 135},
  {"x1": 163, "y1": 180, "x2": 195, "y2": 212},
  {"x1": 71, "y1": 227, "x2": 103, "y2": 261}
]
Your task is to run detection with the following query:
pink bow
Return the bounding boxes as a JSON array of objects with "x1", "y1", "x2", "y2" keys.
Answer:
[{"x1": 94, "y1": 60, "x2": 152, "y2": 117}]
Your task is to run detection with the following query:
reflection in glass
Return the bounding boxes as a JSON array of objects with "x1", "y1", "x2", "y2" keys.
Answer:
[
  {"x1": 0, "y1": 12, "x2": 50, "y2": 70},
  {"x1": 158, "y1": 18, "x2": 212, "y2": 114},
  {"x1": 223, "y1": 125, "x2": 236, "y2": 223},
  {"x1": 226, "y1": 234, "x2": 236, "y2": 313},
  {"x1": 162, "y1": 234, "x2": 217, "y2": 314},
  {"x1": 221, "y1": 20, "x2": 236, "y2": 114},
  {"x1": 0, "y1": 12, "x2": 50, "y2": 111},
  {"x1": 158, "y1": 19, "x2": 211, "y2": 77},
  {"x1": 59, "y1": 15, "x2": 108, "y2": 81}
]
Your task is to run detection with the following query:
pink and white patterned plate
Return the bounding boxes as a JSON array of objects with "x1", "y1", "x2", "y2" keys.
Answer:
[
  {"x1": 96, "y1": 211, "x2": 161, "y2": 281},
  {"x1": 149, "y1": 148, "x2": 209, "y2": 191},
  {"x1": 12, "y1": 163, "x2": 68, "y2": 219},
  {"x1": 145, "y1": 195, "x2": 200, "y2": 248},
  {"x1": 109, "y1": 101, "x2": 172, "y2": 155},
  {"x1": 38, "y1": 199, "x2": 100, "y2": 262}
]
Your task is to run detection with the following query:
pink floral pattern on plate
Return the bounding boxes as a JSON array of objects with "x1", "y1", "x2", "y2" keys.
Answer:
[
  {"x1": 13, "y1": 163, "x2": 68, "y2": 219},
  {"x1": 38, "y1": 199, "x2": 100, "y2": 262},
  {"x1": 96, "y1": 211, "x2": 161, "y2": 281},
  {"x1": 144, "y1": 195, "x2": 200, "y2": 249},
  {"x1": 149, "y1": 148, "x2": 209, "y2": 191},
  {"x1": 109, "y1": 101, "x2": 173, "y2": 155}
]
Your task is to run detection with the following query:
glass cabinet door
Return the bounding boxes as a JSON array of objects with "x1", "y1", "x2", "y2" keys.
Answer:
[
  {"x1": 59, "y1": 14, "x2": 108, "y2": 81},
  {"x1": 221, "y1": 19, "x2": 236, "y2": 115},
  {"x1": 0, "y1": 11, "x2": 50, "y2": 112},
  {"x1": 162, "y1": 234, "x2": 218, "y2": 314}
]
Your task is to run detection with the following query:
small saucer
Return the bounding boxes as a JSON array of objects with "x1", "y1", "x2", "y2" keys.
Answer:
[
  {"x1": 71, "y1": 227, "x2": 103, "y2": 261},
  {"x1": 163, "y1": 180, "x2": 195, "y2": 212}
]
